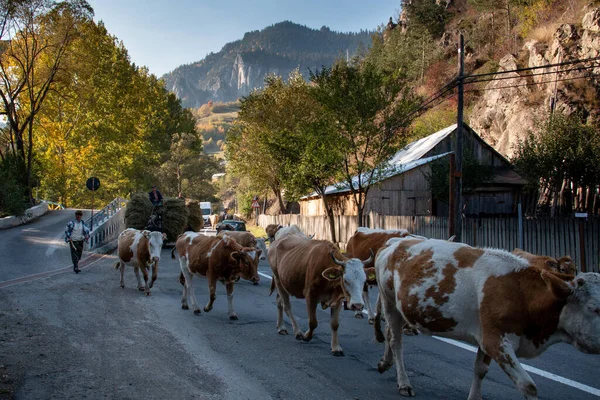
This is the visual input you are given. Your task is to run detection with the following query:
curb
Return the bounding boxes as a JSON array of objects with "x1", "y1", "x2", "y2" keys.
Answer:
[{"x1": 0, "y1": 202, "x2": 49, "y2": 230}]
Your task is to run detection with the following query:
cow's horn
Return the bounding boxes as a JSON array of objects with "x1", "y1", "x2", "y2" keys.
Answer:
[
  {"x1": 363, "y1": 248, "x2": 374, "y2": 265},
  {"x1": 330, "y1": 251, "x2": 346, "y2": 267}
]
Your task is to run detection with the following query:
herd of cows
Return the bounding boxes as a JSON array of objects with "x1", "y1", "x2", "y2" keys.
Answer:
[{"x1": 113, "y1": 224, "x2": 600, "y2": 400}]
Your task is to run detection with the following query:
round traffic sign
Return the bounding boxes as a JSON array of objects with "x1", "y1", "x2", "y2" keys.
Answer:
[{"x1": 86, "y1": 177, "x2": 100, "y2": 191}]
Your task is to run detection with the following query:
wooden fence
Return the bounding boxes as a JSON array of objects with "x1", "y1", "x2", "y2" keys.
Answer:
[{"x1": 258, "y1": 213, "x2": 600, "y2": 273}]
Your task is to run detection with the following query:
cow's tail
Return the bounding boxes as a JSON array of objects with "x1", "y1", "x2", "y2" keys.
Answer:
[
  {"x1": 269, "y1": 278, "x2": 276, "y2": 296},
  {"x1": 171, "y1": 247, "x2": 177, "y2": 260},
  {"x1": 179, "y1": 272, "x2": 185, "y2": 286},
  {"x1": 114, "y1": 261, "x2": 121, "y2": 270}
]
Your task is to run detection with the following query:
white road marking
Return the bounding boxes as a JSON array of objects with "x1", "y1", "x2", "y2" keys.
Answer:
[{"x1": 259, "y1": 269, "x2": 599, "y2": 397}]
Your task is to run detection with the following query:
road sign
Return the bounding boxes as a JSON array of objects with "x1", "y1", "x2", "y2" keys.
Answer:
[
  {"x1": 252, "y1": 200, "x2": 260, "y2": 208},
  {"x1": 86, "y1": 177, "x2": 100, "y2": 191}
]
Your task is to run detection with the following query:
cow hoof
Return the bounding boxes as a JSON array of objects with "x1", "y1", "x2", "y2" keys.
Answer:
[
  {"x1": 294, "y1": 333, "x2": 304, "y2": 341},
  {"x1": 181, "y1": 304, "x2": 189, "y2": 310},
  {"x1": 193, "y1": 309, "x2": 201, "y2": 315},
  {"x1": 278, "y1": 329, "x2": 288, "y2": 335},
  {"x1": 138, "y1": 287, "x2": 144, "y2": 291},
  {"x1": 120, "y1": 284, "x2": 125, "y2": 289},
  {"x1": 331, "y1": 350, "x2": 344, "y2": 357},
  {"x1": 149, "y1": 283, "x2": 154, "y2": 288},
  {"x1": 377, "y1": 361, "x2": 390, "y2": 374},
  {"x1": 375, "y1": 331, "x2": 385, "y2": 343},
  {"x1": 253, "y1": 282, "x2": 258, "y2": 286},
  {"x1": 203, "y1": 307, "x2": 212, "y2": 313},
  {"x1": 145, "y1": 292, "x2": 150, "y2": 296},
  {"x1": 229, "y1": 315, "x2": 239, "y2": 320},
  {"x1": 403, "y1": 327, "x2": 419, "y2": 336},
  {"x1": 354, "y1": 313, "x2": 364, "y2": 319},
  {"x1": 398, "y1": 386, "x2": 416, "y2": 397},
  {"x1": 368, "y1": 318, "x2": 375, "y2": 325}
]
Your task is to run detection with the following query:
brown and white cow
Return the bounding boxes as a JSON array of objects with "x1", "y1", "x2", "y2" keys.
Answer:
[
  {"x1": 114, "y1": 228, "x2": 167, "y2": 295},
  {"x1": 375, "y1": 236, "x2": 600, "y2": 399},
  {"x1": 172, "y1": 232, "x2": 261, "y2": 320},
  {"x1": 345, "y1": 227, "x2": 409, "y2": 322},
  {"x1": 217, "y1": 230, "x2": 267, "y2": 279},
  {"x1": 512, "y1": 248, "x2": 577, "y2": 275},
  {"x1": 268, "y1": 234, "x2": 374, "y2": 356},
  {"x1": 273, "y1": 224, "x2": 313, "y2": 241},
  {"x1": 265, "y1": 224, "x2": 283, "y2": 243}
]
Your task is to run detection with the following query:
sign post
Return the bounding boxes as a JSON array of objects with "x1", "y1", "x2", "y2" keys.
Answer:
[
  {"x1": 252, "y1": 196, "x2": 260, "y2": 225},
  {"x1": 86, "y1": 177, "x2": 101, "y2": 231}
]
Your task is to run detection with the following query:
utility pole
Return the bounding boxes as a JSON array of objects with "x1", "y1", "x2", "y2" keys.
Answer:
[{"x1": 451, "y1": 34, "x2": 464, "y2": 242}]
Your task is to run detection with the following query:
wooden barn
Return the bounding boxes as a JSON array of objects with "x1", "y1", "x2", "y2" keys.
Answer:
[{"x1": 299, "y1": 123, "x2": 526, "y2": 217}]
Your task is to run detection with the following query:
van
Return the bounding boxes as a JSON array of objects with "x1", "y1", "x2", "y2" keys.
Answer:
[{"x1": 199, "y1": 202, "x2": 211, "y2": 227}]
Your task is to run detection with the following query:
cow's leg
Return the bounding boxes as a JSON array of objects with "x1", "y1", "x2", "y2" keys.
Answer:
[
  {"x1": 374, "y1": 294, "x2": 385, "y2": 343},
  {"x1": 133, "y1": 266, "x2": 144, "y2": 291},
  {"x1": 275, "y1": 293, "x2": 288, "y2": 335},
  {"x1": 149, "y1": 261, "x2": 158, "y2": 289},
  {"x1": 225, "y1": 281, "x2": 238, "y2": 320},
  {"x1": 467, "y1": 347, "x2": 492, "y2": 400},
  {"x1": 302, "y1": 294, "x2": 318, "y2": 343},
  {"x1": 118, "y1": 261, "x2": 125, "y2": 288},
  {"x1": 180, "y1": 274, "x2": 190, "y2": 310},
  {"x1": 276, "y1": 282, "x2": 303, "y2": 339},
  {"x1": 330, "y1": 300, "x2": 344, "y2": 356},
  {"x1": 485, "y1": 337, "x2": 538, "y2": 400},
  {"x1": 378, "y1": 294, "x2": 415, "y2": 397},
  {"x1": 203, "y1": 273, "x2": 218, "y2": 313},
  {"x1": 139, "y1": 263, "x2": 150, "y2": 295}
]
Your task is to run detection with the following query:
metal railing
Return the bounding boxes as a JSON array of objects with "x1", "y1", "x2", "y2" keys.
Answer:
[
  {"x1": 86, "y1": 197, "x2": 127, "y2": 250},
  {"x1": 85, "y1": 197, "x2": 126, "y2": 231}
]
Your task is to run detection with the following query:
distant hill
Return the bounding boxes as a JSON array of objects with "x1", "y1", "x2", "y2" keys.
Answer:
[{"x1": 162, "y1": 21, "x2": 373, "y2": 108}]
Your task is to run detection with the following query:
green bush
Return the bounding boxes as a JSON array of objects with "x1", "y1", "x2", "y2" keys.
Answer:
[{"x1": 0, "y1": 156, "x2": 28, "y2": 217}]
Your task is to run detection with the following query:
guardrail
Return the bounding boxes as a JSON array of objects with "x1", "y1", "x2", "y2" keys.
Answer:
[{"x1": 87, "y1": 197, "x2": 127, "y2": 250}]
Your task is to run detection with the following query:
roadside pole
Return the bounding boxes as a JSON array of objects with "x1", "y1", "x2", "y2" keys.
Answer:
[{"x1": 451, "y1": 33, "x2": 465, "y2": 242}]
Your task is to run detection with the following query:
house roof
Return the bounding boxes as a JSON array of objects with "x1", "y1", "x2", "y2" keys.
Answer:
[
  {"x1": 300, "y1": 123, "x2": 523, "y2": 200},
  {"x1": 301, "y1": 152, "x2": 452, "y2": 199}
]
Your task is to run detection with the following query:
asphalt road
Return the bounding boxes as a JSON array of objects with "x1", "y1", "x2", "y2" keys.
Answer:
[{"x1": 0, "y1": 210, "x2": 598, "y2": 399}]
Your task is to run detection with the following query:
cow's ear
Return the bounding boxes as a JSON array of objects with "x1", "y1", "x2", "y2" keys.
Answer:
[
  {"x1": 143, "y1": 231, "x2": 150, "y2": 239},
  {"x1": 541, "y1": 270, "x2": 572, "y2": 299},
  {"x1": 364, "y1": 267, "x2": 377, "y2": 284},
  {"x1": 229, "y1": 251, "x2": 241, "y2": 262},
  {"x1": 322, "y1": 267, "x2": 342, "y2": 281},
  {"x1": 255, "y1": 249, "x2": 262, "y2": 257},
  {"x1": 162, "y1": 233, "x2": 167, "y2": 240}
]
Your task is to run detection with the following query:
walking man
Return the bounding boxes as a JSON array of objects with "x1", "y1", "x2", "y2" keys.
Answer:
[{"x1": 65, "y1": 210, "x2": 90, "y2": 274}]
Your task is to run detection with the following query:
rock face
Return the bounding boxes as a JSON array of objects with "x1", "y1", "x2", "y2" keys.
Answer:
[
  {"x1": 469, "y1": 7, "x2": 600, "y2": 157},
  {"x1": 163, "y1": 22, "x2": 372, "y2": 108}
]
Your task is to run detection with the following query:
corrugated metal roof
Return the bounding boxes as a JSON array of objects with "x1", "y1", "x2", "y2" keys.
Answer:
[
  {"x1": 302, "y1": 152, "x2": 452, "y2": 198},
  {"x1": 388, "y1": 124, "x2": 456, "y2": 165}
]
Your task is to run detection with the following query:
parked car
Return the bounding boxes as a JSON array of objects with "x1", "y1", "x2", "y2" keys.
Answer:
[{"x1": 215, "y1": 220, "x2": 247, "y2": 232}]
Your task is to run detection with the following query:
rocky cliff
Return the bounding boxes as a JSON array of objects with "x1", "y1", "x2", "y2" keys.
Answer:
[
  {"x1": 469, "y1": 7, "x2": 600, "y2": 157},
  {"x1": 163, "y1": 22, "x2": 373, "y2": 108}
]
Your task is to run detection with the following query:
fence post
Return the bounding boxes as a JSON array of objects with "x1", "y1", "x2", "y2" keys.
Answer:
[{"x1": 518, "y1": 203, "x2": 523, "y2": 250}]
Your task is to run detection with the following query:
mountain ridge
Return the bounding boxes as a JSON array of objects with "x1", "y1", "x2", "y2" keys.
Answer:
[{"x1": 162, "y1": 21, "x2": 373, "y2": 108}]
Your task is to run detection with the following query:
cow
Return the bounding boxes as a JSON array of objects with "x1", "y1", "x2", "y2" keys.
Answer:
[
  {"x1": 255, "y1": 238, "x2": 268, "y2": 261},
  {"x1": 265, "y1": 224, "x2": 283, "y2": 243},
  {"x1": 268, "y1": 234, "x2": 374, "y2": 356},
  {"x1": 113, "y1": 228, "x2": 167, "y2": 295},
  {"x1": 345, "y1": 227, "x2": 410, "y2": 322},
  {"x1": 217, "y1": 230, "x2": 266, "y2": 283},
  {"x1": 172, "y1": 232, "x2": 261, "y2": 320},
  {"x1": 512, "y1": 248, "x2": 576, "y2": 275},
  {"x1": 375, "y1": 236, "x2": 600, "y2": 399},
  {"x1": 273, "y1": 224, "x2": 313, "y2": 241},
  {"x1": 209, "y1": 214, "x2": 220, "y2": 228}
]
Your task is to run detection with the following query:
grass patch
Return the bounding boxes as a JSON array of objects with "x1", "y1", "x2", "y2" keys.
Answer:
[{"x1": 246, "y1": 224, "x2": 267, "y2": 239}]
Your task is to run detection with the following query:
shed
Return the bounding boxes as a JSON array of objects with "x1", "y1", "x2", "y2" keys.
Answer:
[{"x1": 299, "y1": 123, "x2": 526, "y2": 217}]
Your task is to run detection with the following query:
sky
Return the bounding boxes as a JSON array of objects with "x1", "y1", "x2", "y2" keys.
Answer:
[{"x1": 86, "y1": 0, "x2": 401, "y2": 77}]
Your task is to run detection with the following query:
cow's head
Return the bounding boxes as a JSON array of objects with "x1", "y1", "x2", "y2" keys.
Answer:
[
  {"x1": 229, "y1": 247, "x2": 261, "y2": 283},
  {"x1": 323, "y1": 250, "x2": 374, "y2": 311},
  {"x1": 557, "y1": 256, "x2": 576, "y2": 275},
  {"x1": 545, "y1": 271, "x2": 600, "y2": 353},
  {"x1": 143, "y1": 231, "x2": 167, "y2": 263},
  {"x1": 255, "y1": 238, "x2": 268, "y2": 260}
]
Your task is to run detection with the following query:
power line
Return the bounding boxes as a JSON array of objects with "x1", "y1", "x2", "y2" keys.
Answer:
[
  {"x1": 464, "y1": 63, "x2": 600, "y2": 85},
  {"x1": 463, "y1": 72, "x2": 600, "y2": 93},
  {"x1": 466, "y1": 56, "x2": 600, "y2": 79}
]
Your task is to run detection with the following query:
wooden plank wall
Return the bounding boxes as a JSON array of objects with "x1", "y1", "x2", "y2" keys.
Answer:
[{"x1": 258, "y1": 213, "x2": 599, "y2": 273}]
